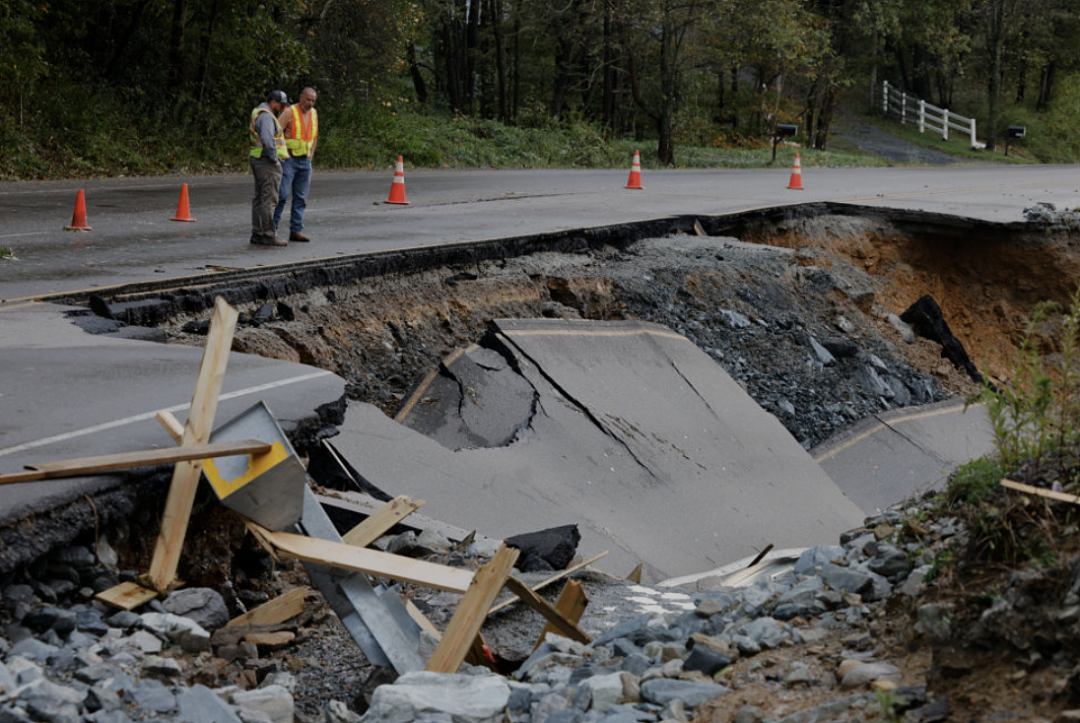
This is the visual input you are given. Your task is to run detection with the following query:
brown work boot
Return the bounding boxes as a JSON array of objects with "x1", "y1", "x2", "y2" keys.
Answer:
[
  {"x1": 289, "y1": 232, "x2": 310, "y2": 242},
  {"x1": 251, "y1": 235, "x2": 288, "y2": 247}
]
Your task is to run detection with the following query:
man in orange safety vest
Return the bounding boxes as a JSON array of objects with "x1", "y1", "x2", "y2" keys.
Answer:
[{"x1": 274, "y1": 87, "x2": 319, "y2": 243}]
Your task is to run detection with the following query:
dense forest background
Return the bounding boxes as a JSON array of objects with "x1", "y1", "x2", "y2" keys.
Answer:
[{"x1": 2, "y1": 0, "x2": 1080, "y2": 179}]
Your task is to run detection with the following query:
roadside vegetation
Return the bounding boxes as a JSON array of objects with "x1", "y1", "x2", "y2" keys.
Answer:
[
  {"x1": 3, "y1": 0, "x2": 1080, "y2": 180},
  {"x1": 931, "y1": 286, "x2": 1080, "y2": 580}
]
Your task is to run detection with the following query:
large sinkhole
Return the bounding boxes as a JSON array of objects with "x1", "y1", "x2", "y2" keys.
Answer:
[{"x1": 124, "y1": 202, "x2": 1080, "y2": 453}]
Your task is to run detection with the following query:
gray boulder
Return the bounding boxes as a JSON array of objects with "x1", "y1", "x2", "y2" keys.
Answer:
[
  {"x1": 359, "y1": 672, "x2": 510, "y2": 723},
  {"x1": 163, "y1": 588, "x2": 229, "y2": 631}
]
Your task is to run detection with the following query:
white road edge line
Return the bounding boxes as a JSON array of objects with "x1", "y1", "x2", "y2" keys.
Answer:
[{"x1": 0, "y1": 370, "x2": 335, "y2": 459}]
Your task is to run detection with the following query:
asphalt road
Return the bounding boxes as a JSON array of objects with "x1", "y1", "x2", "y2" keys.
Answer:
[
  {"x1": 0, "y1": 162, "x2": 1051, "y2": 573},
  {"x1": 2, "y1": 164, "x2": 1079, "y2": 302}
]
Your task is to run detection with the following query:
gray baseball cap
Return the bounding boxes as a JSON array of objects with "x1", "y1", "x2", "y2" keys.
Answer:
[{"x1": 267, "y1": 90, "x2": 289, "y2": 104}]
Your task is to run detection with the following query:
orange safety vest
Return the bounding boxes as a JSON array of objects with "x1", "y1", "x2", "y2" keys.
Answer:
[
  {"x1": 249, "y1": 107, "x2": 287, "y2": 159},
  {"x1": 285, "y1": 106, "x2": 318, "y2": 157}
]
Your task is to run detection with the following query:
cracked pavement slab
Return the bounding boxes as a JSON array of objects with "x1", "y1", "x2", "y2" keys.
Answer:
[{"x1": 340, "y1": 318, "x2": 866, "y2": 584}]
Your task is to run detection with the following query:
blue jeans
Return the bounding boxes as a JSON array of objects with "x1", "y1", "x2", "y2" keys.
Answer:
[{"x1": 273, "y1": 156, "x2": 312, "y2": 234}]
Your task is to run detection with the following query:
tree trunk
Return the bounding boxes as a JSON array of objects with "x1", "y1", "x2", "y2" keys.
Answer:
[
  {"x1": 511, "y1": 0, "x2": 522, "y2": 121},
  {"x1": 169, "y1": 0, "x2": 189, "y2": 90},
  {"x1": 656, "y1": 22, "x2": 676, "y2": 165},
  {"x1": 466, "y1": 0, "x2": 480, "y2": 112},
  {"x1": 489, "y1": 0, "x2": 507, "y2": 121},
  {"x1": 408, "y1": 43, "x2": 428, "y2": 104},
  {"x1": 985, "y1": 0, "x2": 1004, "y2": 151},
  {"x1": 1036, "y1": 61, "x2": 1055, "y2": 111},
  {"x1": 814, "y1": 87, "x2": 834, "y2": 150},
  {"x1": 106, "y1": 0, "x2": 152, "y2": 81},
  {"x1": 196, "y1": 0, "x2": 220, "y2": 103},
  {"x1": 601, "y1": 0, "x2": 615, "y2": 133}
]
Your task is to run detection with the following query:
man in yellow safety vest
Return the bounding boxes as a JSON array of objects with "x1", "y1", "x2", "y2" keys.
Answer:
[
  {"x1": 274, "y1": 87, "x2": 319, "y2": 242},
  {"x1": 249, "y1": 90, "x2": 290, "y2": 247}
]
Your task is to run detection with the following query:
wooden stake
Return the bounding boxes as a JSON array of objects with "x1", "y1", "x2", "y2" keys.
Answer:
[
  {"x1": 426, "y1": 544, "x2": 519, "y2": 673},
  {"x1": 504, "y1": 576, "x2": 591, "y2": 645},
  {"x1": 226, "y1": 587, "x2": 309, "y2": 628},
  {"x1": 532, "y1": 580, "x2": 589, "y2": 651},
  {"x1": 148, "y1": 297, "x2": 239, "y2": 591},
  {"x1": 342, "y1": 495, "x2": 425, "y2": 548},
  {"x1": 0, "y1": 440, "x2": 271, "y2": 485},
  {"x1": 1002, "y1": 478, "x2": 1080, "y2": 505},
  {"x1": 488, "y1": 550, "x2": 609, "y2": 614}
]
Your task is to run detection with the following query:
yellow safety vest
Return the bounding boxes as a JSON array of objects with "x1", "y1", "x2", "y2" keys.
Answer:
[
  {"x1": 285, "y1": 106, "x2": 318, "y2": 158},
  {"x1": 249, "y1": 107, "x2": 287, "y2": 159}
]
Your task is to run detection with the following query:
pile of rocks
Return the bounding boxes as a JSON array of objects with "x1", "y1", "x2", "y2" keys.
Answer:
[
  {"x1": 360, "y1": 505, "x2": 953, "y2": 723},
  {"x1": 0, "y1": 566, "x2": 308, "y2": 723},
  {"x1": 1, "y1": 495, "x2": 963, "y2": 723}
]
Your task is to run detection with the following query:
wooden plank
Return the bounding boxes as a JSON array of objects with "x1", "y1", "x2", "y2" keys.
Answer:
[
  {"x1": 149, "y1": 297, "x2": 239, "y2": 591},
  {"x1": 342, "y1": 495, "x2": 426, "y2": 548},
  {"x1": 157, "y1": 410, "x2": 185, "y2": 443},
  {"x1": 488, "y1": 551, "x2": 609, "y2": 614},
  {"x1": 247, "y1": 522, "x2": 475, "y2": 594},
  {"x1": 504, "y1": 576, "x2": 591, "y2": 645},
  {"x1": 0, "y1": 440, "x2": 272, "y2": 485},
  {"x1": 226, "y1": 587, "x2": 309, "y2": 628},
  {"x1": 94, "y1": 581, "x2": 159, "y2": 611},
  {"x1": 426, "y1": 544, "x2": 519, "y2": 673},
  {"x1": 533, "y1": 580, "x2": 588, "y2": 651},
  {"x1": 1002, "y1": 478, "x2": 1080, "y2": 505}
]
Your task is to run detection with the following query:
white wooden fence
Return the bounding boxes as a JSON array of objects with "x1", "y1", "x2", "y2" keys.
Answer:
[{"x1": 880, "y1": 81, "x2": 984, "y2": 150}]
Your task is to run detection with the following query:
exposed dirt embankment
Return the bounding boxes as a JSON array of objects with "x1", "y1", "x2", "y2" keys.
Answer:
[{"x1": 738, "y1": 210, "x2": 1080, "y2": 382}]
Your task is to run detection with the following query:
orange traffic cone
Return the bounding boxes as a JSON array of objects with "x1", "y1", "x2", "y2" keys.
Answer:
[
  {"x1": 625, "y1": 150, "x2": 644, "y2": 189},
  {"x1": 386, "y1": 156, "x2": 410, "y2": 204},
  {"x1": 64, "y1": 189, "x2": 92, "y2": 231},
  {"x1": 171, "y1": 183, "x2": 196, "y2": 222},
  {"x1": 787, "y1": 154, "x2": 804, "y2": 190}
]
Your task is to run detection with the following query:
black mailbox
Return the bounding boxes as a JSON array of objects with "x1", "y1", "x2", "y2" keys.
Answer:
[
  {"x1": 1008, "y1": 126, "x2": 1026, "y2": 138},
  {"x1": 775, "y1": 124, "x2": 798, "y2": 138}
]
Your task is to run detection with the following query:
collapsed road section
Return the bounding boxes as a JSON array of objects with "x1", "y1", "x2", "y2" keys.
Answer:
[{"x1": 3, "y1": 202, "x2": 1070, "y2": 581}]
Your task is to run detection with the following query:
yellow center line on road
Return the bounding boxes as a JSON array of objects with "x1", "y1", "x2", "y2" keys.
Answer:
[
  {"x1": 814, "y1": 402, "x2": 985, "y2": 463},
  {"x1": 503, "y1": 327, "x2": 691, "y2": 342}
]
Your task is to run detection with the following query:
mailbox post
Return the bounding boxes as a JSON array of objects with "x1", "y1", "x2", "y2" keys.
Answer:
[
  {"x1": 772, "y1": 124, "x2": 798, "y2": 162},
  {"x1": 1005, "y1": 126, "x2": 1026, "y2": 157}
]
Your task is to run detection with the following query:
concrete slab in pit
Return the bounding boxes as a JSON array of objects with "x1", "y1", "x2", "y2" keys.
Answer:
[
  {"x1": 0, "y1": 302, "x2": 346, "y2": 560},
  {"x1": 812, "y1": 398, "x2": 994, "y2": 513},
  {"x1": 333, "y1": 318, "x2": 866, "y2": 583}
]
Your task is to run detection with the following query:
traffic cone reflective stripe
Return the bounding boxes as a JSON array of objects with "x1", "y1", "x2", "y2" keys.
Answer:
[
  {"x1": 625, "y1": 150, "x2": 644, "y2": 189},
  {"x1": 787, "y1": 154, "x2": 804, "y2": 190},
  {"x1": 386, "y1": 156, "x2": 410, "y2": 204},
  {"x1": 171, "y1": 183, "x2": 196, "y2": 222},
  {"x1": 64, "y1": 189, "x2": 92, "y2": 231}
]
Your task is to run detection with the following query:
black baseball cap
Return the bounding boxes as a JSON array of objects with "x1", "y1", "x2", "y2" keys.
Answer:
[{"x1": 267, "y1": 90, "x2": 289, "y2": 104}]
